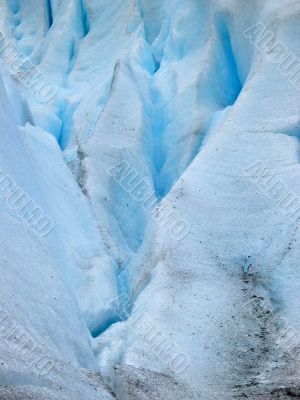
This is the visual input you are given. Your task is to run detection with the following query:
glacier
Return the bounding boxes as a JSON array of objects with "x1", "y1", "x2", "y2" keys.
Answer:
[{"x1": 1, "y1": 0, "x2": 300, "y2": 399}]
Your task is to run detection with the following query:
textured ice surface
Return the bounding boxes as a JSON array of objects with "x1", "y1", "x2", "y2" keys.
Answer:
[{"x1": 1, "y1": 0, "x2": 300, "y2": 399}]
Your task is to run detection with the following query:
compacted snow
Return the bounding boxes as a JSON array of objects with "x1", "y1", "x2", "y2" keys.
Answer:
[{"x1": 1, "y1": 0, "x2": 300, "y2": 399}]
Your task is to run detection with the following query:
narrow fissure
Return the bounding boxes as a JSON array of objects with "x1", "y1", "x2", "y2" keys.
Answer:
[
  {"x1": 80, "y1": 0, "x2": 90, "y2": 37},
  {"x1": 188, "y1": 19, "x2": 244, "y2": 172},
  {"x1": 137, "y1": 2, "x2": 170, "y2": 197},
  {"x1": 216, "y1": 17, "x2": 242, "y2": 102},
  {"x1": 50, "y1": 0, "x2": 91, "y2": 150},
  {"x1": 45, "y1": 0, "x2": 53, "y2": 29}
]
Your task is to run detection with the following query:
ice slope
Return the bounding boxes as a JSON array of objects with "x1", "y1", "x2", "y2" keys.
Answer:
[
  {"x1": 1, "y1": 0, "x2": 300, "y2": 399},
  {"x1": 0, "y1": 73, "x2": 116, "y2": 398},
  {"x1": 108, "y1": 2, "x2": 300, "y2": 399},
  {"x1": 90, "y1": 1, "x2": 300, "y2": 398}
]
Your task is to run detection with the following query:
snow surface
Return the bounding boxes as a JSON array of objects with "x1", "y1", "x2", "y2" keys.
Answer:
[{"x1": 1, "y1": 0, "x2": 300, "y2": 399}]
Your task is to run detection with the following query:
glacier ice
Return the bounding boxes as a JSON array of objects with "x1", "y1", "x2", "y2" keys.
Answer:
[{"x1": 1, "y1": 0, "x2": 300, "y2": 399}]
